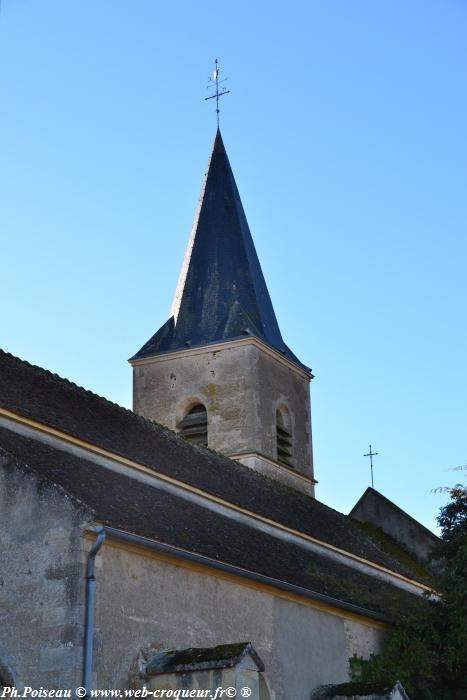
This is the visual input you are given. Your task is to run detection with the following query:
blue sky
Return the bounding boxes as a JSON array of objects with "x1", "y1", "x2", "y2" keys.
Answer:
[{"x1": 1, "y1": 1, "x2": 466, "y2": 532}]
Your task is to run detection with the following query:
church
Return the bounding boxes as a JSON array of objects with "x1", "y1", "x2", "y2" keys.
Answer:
[{"x1": 0, "y1": 129, "x2": 437, "y2": 699}]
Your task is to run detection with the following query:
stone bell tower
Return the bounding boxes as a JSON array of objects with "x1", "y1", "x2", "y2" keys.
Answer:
[{"x1": 130, "y1": 130, "x2": 316, "y2": 496}]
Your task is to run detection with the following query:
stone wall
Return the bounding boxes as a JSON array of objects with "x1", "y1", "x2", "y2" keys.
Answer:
[
  {"x1": 132, "y1": 340, "x2": 314, "y2": 489},
  {"x1": 1, "y1": 453, "x2": 384, "y2": 699},
  {"x1": 93, "y1": 540, "x2": 384, "y2": 700},
  {"x1": 0, "y1": 450, "x2": 89, "y2": 690},
  {"x1": 350, "y1": 488, "x2": 439, "y2": 563}
]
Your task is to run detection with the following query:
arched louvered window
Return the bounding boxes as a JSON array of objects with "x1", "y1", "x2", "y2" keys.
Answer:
[
  {"x1": 276, "y1": 407, "x2": 293, "y2": 467},
  {"x1": 178, "y1": 403, "x2": 208, "y2": 447}
]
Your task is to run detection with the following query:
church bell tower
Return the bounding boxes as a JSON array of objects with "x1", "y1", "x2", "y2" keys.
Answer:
[{"x1": 130, "y1": 130, "x2": 316, "y2": 496}]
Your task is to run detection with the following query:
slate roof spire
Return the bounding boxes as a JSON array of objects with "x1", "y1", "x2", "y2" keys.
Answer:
[{"x1": 133, "y1": 129, "x2": 307, "y2": 370}]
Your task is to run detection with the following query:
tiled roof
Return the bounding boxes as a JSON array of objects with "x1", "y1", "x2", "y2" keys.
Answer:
[
  {"x1": 0, "y1": 348, "x2": 429, "y2": 591},
  {"x1": 1, "y1": 430, "x2": 416, "y2": 621}
]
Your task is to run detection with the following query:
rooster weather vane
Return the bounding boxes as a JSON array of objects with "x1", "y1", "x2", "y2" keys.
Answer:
[{"x1": 205, "y1": 59, "x2": 230, "y2": 128}]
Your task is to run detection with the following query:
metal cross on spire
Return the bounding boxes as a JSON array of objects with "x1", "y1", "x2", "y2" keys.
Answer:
[
  {"x1": 205, "y1": 58, "x2": 230, "y2": 128},
  {"x1": 364, "y1": 444, "x2": 379, "y2": 489}
]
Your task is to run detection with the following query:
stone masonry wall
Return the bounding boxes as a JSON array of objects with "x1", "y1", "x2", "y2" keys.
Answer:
[
  {"x1": 132, "y1": 341, "x2": 313, "y2": 481},
  {"x1": 0, "y1": 450, "x2": 383, "y2": 698},
  {"x1": 93, "y1": 541, "x2": 384, "y2": 700},
  {"x1": 350, "y1": 489, "x2": 439, "y2": 563},
  {"x1": 0, "y1": 450, "x2": 89, "y2": 690}
]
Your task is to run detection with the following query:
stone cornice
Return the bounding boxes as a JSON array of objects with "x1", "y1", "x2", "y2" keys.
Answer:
[
  {"x1": 229, "y1": 450, "x2": 317, "y2": 486},
  {"x1": 129, "y1": 336, "x2": 313, "y2": 382}
]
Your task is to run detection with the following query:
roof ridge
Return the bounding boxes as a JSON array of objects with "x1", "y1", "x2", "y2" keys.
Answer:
[
  {"x1": 0, "y1": 347, "x2": 179, "y2": 440},
  {"x1": 0, "y1": 346, "x2": 302, "y2": 477}
]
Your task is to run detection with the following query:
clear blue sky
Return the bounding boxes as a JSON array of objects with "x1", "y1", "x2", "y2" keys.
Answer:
[{"x1": 1, "y1": 1, "x2": 466, "y2": 533}]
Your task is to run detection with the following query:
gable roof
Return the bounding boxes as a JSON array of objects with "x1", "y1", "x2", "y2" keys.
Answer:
[
  {"x1": 145, "y1": 642, "x2": 264, "y2": 675},
  {"x1": 350, "y1": 487, "x2": 439, "y2": 566},
  {"x1": 0, "y1": 429, "x2": 416, "y2": 622},
  {"x1": 0, "y1": 348, "x2": 430, "y2": 591},
  {"x1": 351, "y1": 487, "x2": 439, "y2": 543},
  {"x1": 131, "y1": 130, "x2": 307, "y2": 370}
]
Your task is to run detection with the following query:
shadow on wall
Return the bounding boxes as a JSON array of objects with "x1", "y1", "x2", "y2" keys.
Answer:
[{"x1": 0, "y1": 649, "x2": 21, "y2": 692}]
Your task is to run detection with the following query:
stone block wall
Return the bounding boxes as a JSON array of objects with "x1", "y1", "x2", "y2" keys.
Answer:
[
  {"x1": 0, "y1": 450, "x2": 89, "y2": 690},
  {"x1": 132, "y1": 340, "x2": 313, "y2": 487}
]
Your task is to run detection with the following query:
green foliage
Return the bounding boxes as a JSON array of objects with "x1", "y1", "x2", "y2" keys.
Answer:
[
  {"x1": 350, "y1": 486, "x2": 467, "y2": 700},
  {"x1": 349, "y1": 597, "x2": 440, "y2": 699}
]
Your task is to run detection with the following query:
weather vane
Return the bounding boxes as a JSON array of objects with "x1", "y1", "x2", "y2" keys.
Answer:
[
  {"x1": 205, "y1": 58, "x2": 230, "y2": 128},
  {"x1": 364, "y1": 444, "x2": 379, "y2": 489}
]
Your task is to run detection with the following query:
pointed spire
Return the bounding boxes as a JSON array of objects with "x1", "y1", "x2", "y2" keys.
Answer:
[{"x1": 133, "y1": 131, "x2": 306, "y2": 370}]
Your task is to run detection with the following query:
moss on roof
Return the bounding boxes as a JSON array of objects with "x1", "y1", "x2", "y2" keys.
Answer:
[
  {"x1": 1, "y1": 427, "x2": 419, "y2": 622},
  {"x1": 164, "y1": 642, "x2": 247, "y2": 665},
  {"x1": 306, "y1": 556, "x2": 420, "y2": 623},
  {"x1": 145, "y1": 642, "x2": 264, "y2": 674},
  {"x1": 351, "y1": 519, "x2": 433, "y2": 584}
]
